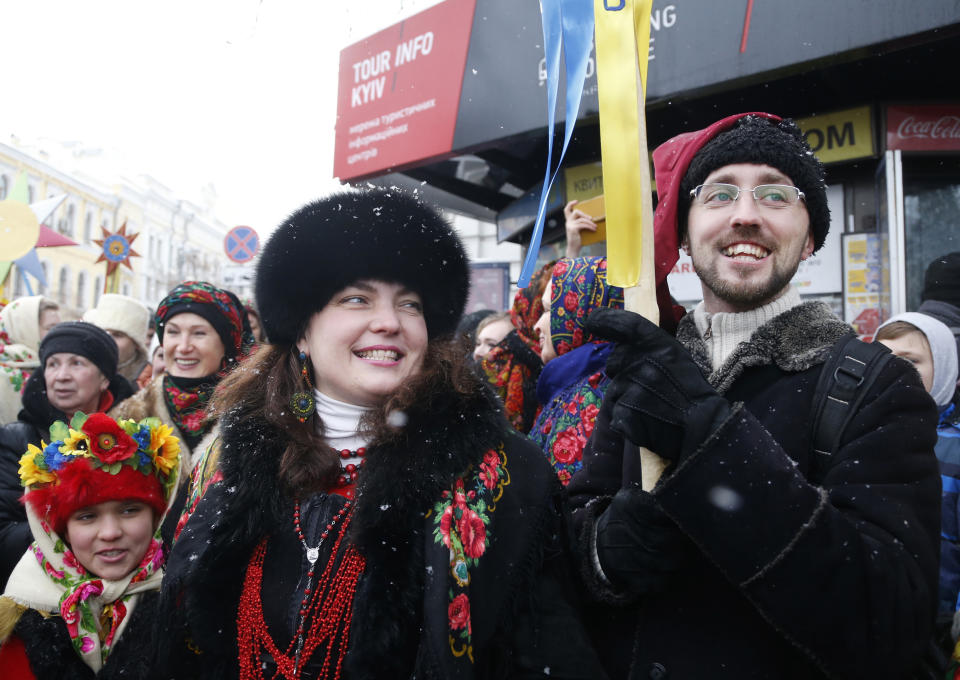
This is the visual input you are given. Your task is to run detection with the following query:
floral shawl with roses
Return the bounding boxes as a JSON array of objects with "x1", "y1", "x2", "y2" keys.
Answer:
[
  {"x1": 432, "y1": 446, "x2": 509, "y2": 663},
  {"x1": 530, "y1": 256, "x2": 623, "y2": 484},
  {"x1": 162, "y1": 374, "x2": 217, "y2": 452}
]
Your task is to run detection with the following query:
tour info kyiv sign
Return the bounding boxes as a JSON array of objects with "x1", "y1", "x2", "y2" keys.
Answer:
[
  {"x1": 333, "y1": 0, "x2": 476, "y2": 181},
  {"x1": 334, "y1": 0, "x2": 960, "y2": 182}
]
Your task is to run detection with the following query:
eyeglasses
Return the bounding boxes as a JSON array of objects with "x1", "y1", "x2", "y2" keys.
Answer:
[{"x1": 689, "y1": 183, "x2": 805, "y2": 208}]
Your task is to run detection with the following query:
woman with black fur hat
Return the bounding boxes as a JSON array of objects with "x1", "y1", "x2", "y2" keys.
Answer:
[
  {"x1": 155, "y1": 187, "x2": 605, "y2": 679},
  {"x1": 0, "y1": 322, "x2": 135, "y2": 592}
]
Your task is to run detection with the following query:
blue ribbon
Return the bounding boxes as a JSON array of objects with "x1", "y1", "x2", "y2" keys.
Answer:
[{"x1": 519, "y1": 0, "x2": 595, "y2": 288}]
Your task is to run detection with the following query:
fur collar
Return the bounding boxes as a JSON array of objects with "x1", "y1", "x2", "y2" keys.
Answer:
[
  {"x1": 171, "y1": 372, "x2": 511, "y2": 676},
  {"x1": 677, "y1": 301, "x2": 851, "y2": 394}
]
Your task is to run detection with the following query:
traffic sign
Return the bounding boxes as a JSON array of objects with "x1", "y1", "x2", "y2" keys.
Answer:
[{"x1": 224, "y1": 226, "x2": 259, "y2": 263}]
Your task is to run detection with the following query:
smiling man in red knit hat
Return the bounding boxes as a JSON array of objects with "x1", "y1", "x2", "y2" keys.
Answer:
[{"x1": 567, "y1": 113, "x2": 942, "y2": 678}]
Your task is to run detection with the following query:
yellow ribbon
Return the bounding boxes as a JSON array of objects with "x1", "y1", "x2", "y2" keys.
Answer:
[
  {"x1": 595, "y1": 0, "x2": 666, "y2": 489},
  {"x1": 593, "y1": 0, "x2": 656, "y2": 312}
]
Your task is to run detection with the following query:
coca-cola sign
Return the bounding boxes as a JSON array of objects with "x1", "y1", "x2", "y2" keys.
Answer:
[{"x1": 887, "y1": 105, "x2": 960, "y2": 151}]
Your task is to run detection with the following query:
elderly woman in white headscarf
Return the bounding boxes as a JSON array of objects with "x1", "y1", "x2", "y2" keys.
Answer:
[
  {"x1": 0, "y1": 296, "x2": 60, "y2": 426},
  {"x1": 876, "y1": 312, "x2": 960, "y2": 630}
]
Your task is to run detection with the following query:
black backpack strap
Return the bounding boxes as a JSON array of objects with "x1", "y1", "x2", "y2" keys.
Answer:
[{"x1": 809, "y1": 333, "x2": 894, "y2": 469}]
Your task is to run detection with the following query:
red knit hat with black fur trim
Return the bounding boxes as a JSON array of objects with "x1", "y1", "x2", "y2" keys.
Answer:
[
  {"x1": 24, "y1": 458, "x2": 165, "y2": 536},
  {"x1": 651, "y1": 112, "x2": 829, "y2": 323},
  {"x1": 19, "y1": 412, "x2": 180, "y2": 535}
]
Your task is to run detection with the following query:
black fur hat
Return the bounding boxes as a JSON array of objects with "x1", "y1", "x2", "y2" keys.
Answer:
[
  {"x1": 922, "y1": 252, "x2": 960, "y2": 306},
  {"x1": 679, "y1": 115, "x2": 830, "y2": 251},
  {"x1": 255, "y1": 188, "x2": 470, "y2": 344}
]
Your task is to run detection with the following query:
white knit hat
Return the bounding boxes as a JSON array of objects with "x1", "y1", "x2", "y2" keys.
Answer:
[
  {"x1": 82, "y1": 294, "x2": 151, "y2": 355},
  {"x1": 877, "y1": 312, "x2": 959, "y2": 408}
]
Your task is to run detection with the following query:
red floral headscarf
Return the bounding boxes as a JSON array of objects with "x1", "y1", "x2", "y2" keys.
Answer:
[{"x1": 480, "y1": 262, "x2": 555, "y2": 433}]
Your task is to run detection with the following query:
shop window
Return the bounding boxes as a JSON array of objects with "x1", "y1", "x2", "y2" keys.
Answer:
[
  {"x1": 76, "y1": 271, "x2": 87, "y2": 310},
  {"x1": 57, "y1": 268, "x2": 69, "y2": 304},
  {"x1": 902, "y1": 156, "x2": 960, "y2": 311},
  {"x1": 65, "y1": 204, "x2": 76, "y2": 237}
]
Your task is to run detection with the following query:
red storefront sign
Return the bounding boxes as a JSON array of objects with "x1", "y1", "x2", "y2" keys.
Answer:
[
  {"x1": 333, "y1": 0, "x2": 477, "y2": 181},
  {"x1": 887, "y1": 105, "x2": 960, "y2": 152}
]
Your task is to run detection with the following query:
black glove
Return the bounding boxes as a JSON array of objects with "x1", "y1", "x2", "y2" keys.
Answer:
[
  {"x1": 595, "y1": 487, "x2": 689, "y2": 594},
  {"x1": 586, "y1": 308, "x2": 731, "y2": 461}
]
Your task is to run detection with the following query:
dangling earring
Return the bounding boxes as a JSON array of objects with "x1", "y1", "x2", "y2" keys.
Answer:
[{"x1": 290, "y1": 351, "x2": 316, "y2": 423}]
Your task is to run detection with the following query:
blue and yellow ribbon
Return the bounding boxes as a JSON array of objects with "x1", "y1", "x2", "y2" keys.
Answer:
[{"x1": 518, "y1": 0, "x2": 595, "y2": 288}]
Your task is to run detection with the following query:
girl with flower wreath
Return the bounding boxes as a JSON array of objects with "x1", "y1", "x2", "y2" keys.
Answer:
[
  {"x1": 155, "y1": 188, "x2": 605, "y2": 680},
  {"x1": 0, "y1": 323, "x2": 135, "y2": 592},
  {"x1": 0, "y1": 412, "x2": 181, "y2": 679},
  {"x1": 529, "y1": 257, "x2": 624, "y2": 486}
]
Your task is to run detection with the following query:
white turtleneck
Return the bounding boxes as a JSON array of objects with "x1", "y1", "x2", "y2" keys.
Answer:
[
  {"x1": 313, "y1": 389, "x2": 373, "y2": 457},
  {"x1": 692, "y1": 286, "x2": 802, "y2": 371}
]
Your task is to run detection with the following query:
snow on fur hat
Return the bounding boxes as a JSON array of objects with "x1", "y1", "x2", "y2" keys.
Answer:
[
  {"x1": 19, "y1": 412, "x2": 181, "y2": 534},
  {"x1": 256, "y1": 187, "x2": 470, "y2": 344},
  {"x1": 83, "y1": 294, "x2": 151, "y2": 355}
]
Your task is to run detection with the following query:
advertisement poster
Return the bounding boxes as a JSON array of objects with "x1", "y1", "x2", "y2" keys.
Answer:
[
  {"x1": 466, "y1": 262, "x2": 511, "y2": 313},
  {"x1": 843, "y1": 232, "x2": 890, "y2": 340}
]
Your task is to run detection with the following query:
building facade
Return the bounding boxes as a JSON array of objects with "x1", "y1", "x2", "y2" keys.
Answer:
[{"x1": 1, "y1": 139, "x2": 234, "y2": 317}]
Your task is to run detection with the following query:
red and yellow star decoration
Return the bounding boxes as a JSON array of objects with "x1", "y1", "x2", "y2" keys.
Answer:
[{"x1": 94, "y1": 220, "x2": 140, "y2": 276}]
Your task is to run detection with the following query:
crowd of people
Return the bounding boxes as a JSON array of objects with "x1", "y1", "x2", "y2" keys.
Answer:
[{"x1": 0, "y1": 112, "x2": 958, "y2": 679}]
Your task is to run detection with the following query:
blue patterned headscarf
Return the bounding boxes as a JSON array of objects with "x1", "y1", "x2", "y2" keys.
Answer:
[{"x1": 547, "y1": 257, "x2": 624, "y2": 357}]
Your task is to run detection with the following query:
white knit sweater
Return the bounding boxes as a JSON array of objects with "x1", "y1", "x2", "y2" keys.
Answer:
[{"x1": 692, "y1": 287, "x2": 803, "y2": 371}]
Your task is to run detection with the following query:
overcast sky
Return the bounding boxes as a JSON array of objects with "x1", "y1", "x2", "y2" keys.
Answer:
[{"x1": 0, "y1": 0, "x2": 444, "y2": 236}]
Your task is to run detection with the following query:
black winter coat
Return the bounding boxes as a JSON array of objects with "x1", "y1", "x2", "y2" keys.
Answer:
[
  {"x1": 568, "y1": 301, "x2": 941, "y2": 680},
  {"x1": 0, "y1": 370, "x2": 133, "y2": 591},
  {"x1": 154, "y1": 374, "x2": 605, "y2": 679}
]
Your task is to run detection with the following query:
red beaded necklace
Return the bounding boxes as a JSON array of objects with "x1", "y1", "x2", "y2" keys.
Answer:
[
  {"x1": 336, "y1": 447, "x2": 366, "y2": 487},
  {"x1": 237, "y1": 499, "x2": 366, "y2": 680}
]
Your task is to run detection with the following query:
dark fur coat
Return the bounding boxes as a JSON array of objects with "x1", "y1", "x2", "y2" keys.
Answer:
[{"x1": 154, "y1": 374, "x2": 605, "y2": 679}]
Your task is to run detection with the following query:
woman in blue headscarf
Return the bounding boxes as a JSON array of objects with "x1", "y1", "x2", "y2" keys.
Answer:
[{"x1": 530, "y1": 257, "x2": 624, "y2": 485}]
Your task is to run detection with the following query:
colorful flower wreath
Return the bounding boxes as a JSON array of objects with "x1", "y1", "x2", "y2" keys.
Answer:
[{"x1": 19, "y1": 412, "x2": 180, "y2": 534}]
